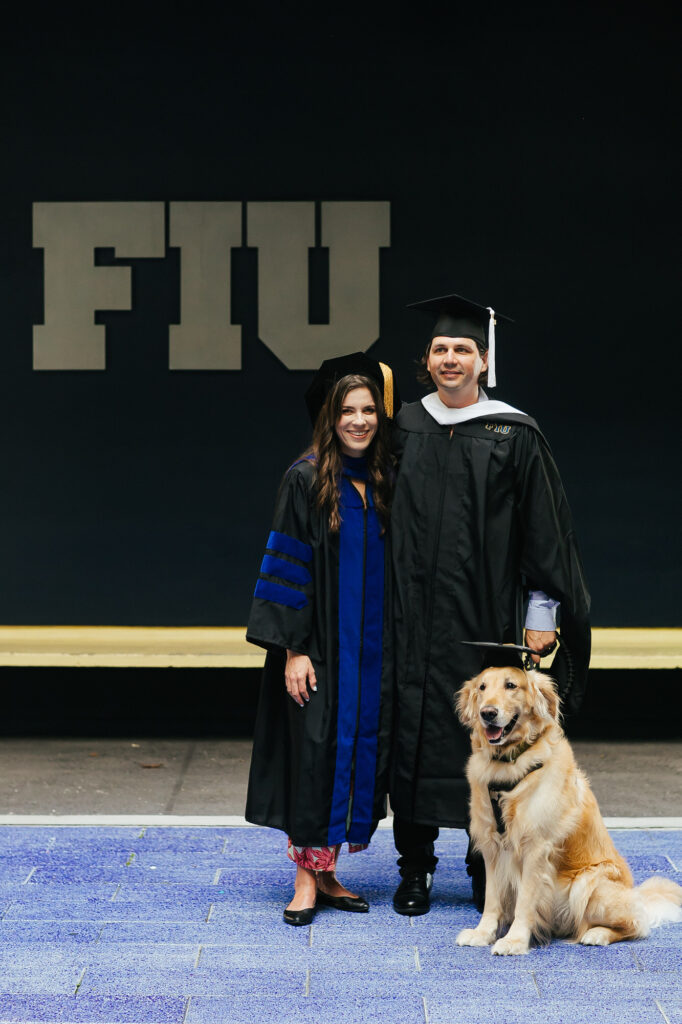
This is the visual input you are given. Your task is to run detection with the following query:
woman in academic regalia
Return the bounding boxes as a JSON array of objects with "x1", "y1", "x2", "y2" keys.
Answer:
[{"x1": 245, "y1": 353, "x2": 398, "y2": 925}]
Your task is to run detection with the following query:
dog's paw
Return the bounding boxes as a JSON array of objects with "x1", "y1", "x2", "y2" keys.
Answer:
[
  {"x1": 492, "y1": 935, "x2": 530, "y2": 956},
  {"x1": 456, "y1": 927, "x2": 495, "y2": 947},
  {"x1": 580, "y1": 927, "x2": 613, "y2": 946}
]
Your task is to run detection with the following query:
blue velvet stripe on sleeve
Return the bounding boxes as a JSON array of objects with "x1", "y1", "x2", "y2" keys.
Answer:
[
  {"x1": 260, "y1": 554, "x2": 312, "y2": 586},
  {"x1": 254, "y1": 578, "x2": 308, "y2": 610},
  {"x1": 267, "y1": 530, "x2": 312, "y2": 564}
]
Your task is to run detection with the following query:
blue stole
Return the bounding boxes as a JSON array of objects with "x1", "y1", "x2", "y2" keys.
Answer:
[{"x1": 328, "y1": 455, "x2": 384, "y2": 844}]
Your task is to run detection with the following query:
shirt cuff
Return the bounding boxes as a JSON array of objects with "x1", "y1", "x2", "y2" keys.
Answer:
[{"x1": 525, "y1": 591, "x2": 560, "y2": 631}]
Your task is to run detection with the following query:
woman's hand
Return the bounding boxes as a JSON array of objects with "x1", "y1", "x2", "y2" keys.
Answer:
[{"x1": 285, "y1": 650, "x2": 317, "y2": 707}]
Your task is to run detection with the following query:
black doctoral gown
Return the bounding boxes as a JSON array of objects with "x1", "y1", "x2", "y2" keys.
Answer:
[
  {"x1": 245, "y1": 457, "x2": 393, "y2": 848},
  {"x1": 390, "y1": 400, "x2": 591, "y2": 828}
]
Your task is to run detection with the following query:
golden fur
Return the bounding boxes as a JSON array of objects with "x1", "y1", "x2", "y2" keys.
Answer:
[{"x1": 455, "y1": 666, "x2": 682, "y2": 955}]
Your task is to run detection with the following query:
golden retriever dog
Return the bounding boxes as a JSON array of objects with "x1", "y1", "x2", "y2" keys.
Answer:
[{"x1": 455, "y1": 665, "x2": 682, "y2": 955}]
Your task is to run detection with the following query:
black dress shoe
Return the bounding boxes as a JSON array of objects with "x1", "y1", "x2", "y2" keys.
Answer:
[
  {"x1": 283, "y1": 904, "x2": 316, "y2": 926},
  {"x1": 317, "y1": 890, "x2": 369, "y2": 913},
  {"x1": 392, "y1": 872, "x2": 433, "y2": 916}
]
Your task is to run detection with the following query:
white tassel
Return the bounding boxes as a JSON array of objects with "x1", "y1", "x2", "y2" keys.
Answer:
[{"x1": 486, "y1": 306, "x2": 497, "y2": 388}]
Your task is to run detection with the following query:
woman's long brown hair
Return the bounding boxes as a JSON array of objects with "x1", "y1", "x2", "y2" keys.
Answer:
[{"x1": 301, "y1": 374, "x2": 394, "y2": 532}]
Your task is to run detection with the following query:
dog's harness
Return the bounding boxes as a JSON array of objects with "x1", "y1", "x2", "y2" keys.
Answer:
[{"x1": 488, "y1": 750, "x2": 544, "y2": 836}]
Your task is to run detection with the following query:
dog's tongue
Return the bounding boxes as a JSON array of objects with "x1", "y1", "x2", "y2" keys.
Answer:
[{"x1": 485, "y1": 725, "x2": 504, "y2": 742}]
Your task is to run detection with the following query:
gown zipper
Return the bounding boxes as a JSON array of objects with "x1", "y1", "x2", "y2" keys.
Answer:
[{"x1": 410, "y1": 428, "x2": 453, "y2": 816}]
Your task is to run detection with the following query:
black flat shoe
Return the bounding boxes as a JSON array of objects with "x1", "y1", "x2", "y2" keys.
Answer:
[
  {"x1": 392, "y1": 871, "x2": 433, "y2": 916},
  {"x1": 317, "y1": 890, "x2": 369, "y2": 913},
  {"x1": 283, "y1": 904, "x2": 316, "y2": 926}
]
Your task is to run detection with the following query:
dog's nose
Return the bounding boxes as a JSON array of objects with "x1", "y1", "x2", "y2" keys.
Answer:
[{"x1": 481, "y1": 706, "x2": 498, "y2": 723}]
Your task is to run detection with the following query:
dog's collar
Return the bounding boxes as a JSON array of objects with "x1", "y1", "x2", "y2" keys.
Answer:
[
  {"x1": 492, "y1": 740, "x2": 534, "y2": 763},
  {"x1": 489, "y1": 762, "x2": 544, "y2": 795}
]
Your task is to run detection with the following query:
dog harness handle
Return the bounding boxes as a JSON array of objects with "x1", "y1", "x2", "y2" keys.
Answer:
[{"x1": 488, "y1": 762, "x2": 544, "y2": 835}]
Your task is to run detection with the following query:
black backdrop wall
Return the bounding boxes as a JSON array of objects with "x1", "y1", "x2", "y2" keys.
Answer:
[{"x1": 1, "y1": 3, "x2": 680, "y2": 628}]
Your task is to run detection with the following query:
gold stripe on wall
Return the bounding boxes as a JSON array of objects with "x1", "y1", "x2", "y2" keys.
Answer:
[{"x1": 0, "y1": 627, "x2": 679, "y2": 669}]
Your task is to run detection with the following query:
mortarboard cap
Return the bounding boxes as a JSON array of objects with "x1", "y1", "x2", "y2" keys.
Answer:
[
  {"x1": 460, "y1": 640, "x2": 536, "y2": 671},
  {"x1": 304, "y1": 351, "x2": 400, "y2": 426},
  {"x1": 407, "y1": 293, "x2": 514, "y2": 389}
]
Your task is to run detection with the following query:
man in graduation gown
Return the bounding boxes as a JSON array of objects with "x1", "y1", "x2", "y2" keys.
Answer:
[{"x1": 390, "y1": 293, "x2": 591, "y2": 916}]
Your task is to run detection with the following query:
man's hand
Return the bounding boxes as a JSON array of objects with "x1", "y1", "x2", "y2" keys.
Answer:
[
  {"x1": 524, "y1": 629, "x2": 556, "y2": 665},
  {"x1": 285, "y1": 650, "x2": 317, "y2": 706}
]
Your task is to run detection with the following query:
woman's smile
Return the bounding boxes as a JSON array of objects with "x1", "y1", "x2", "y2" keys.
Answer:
[{"x1": 335, "y1": 386, "x2": 378, "y2": 456}]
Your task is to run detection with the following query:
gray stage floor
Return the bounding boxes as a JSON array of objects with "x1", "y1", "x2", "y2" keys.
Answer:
[
  {"x1": 0, "y1": 739, "x2": 680, "y2": 1024},
  {"x1": 0, "y1": 739, "x2": 679, "y2": 817}
]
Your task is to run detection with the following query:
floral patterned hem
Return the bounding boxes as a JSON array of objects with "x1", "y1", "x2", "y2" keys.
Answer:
[{"x1": 287, "y1": 838, "x2": 369, "y2": 870}]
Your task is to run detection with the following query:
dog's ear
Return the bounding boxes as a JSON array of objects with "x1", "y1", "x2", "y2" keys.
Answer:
[
  {"x1": 526, "y1": 669, "x2": 560, "y2": 722},
  {"x1": 455, "y1": 674, "x2": 480, "y2": 729}
]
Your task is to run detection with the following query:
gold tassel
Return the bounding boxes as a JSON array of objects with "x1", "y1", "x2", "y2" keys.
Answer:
[{"x1": 378, "y1": 361, "x2": 394, "y2": 418}]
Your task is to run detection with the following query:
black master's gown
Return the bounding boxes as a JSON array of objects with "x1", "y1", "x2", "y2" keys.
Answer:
[
  {"x1": 245, "y1": 456, "x2": 392, "y2": 848},
  {"x1": 390, "y1": 401, "x2": 591, "y2": 829}
]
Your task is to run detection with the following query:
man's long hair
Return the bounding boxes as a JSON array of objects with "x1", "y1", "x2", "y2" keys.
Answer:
[{"x1": 302, "y1": 373, "x2": 393, "y2": 532}]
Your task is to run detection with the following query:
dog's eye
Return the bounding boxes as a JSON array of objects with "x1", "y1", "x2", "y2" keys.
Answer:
[
  {"x1": 479, "y1": 683, "x2": 486, "y2": 691},
  {"x1": 505, "y1": 681, "x2": 517, "y2": 690}
]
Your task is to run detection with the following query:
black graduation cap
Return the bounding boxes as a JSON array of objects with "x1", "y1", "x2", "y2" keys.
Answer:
[
  {"x1": 304, "y1": 352, "x2": 400, "y2": 426},
  {"x1": 460, "y1": 640, "x2": 536, "y2": 670},
  {"x1": 407, "y1": 293, "x2": 515, "y2": 389}
]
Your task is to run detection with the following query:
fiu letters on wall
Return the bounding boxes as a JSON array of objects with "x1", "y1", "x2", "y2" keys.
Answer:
[{"x1": 33, "y1": 201, "x2": 390, "y2": 371}]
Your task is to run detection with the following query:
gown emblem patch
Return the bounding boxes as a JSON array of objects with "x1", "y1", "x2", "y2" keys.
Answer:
[{"x1": 484, "y1": 423, "x2": 512, "y2": 435}]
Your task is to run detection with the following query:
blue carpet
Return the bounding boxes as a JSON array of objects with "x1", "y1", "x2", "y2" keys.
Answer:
[{"x1": 0, "y1": 826, "x2": 680, "y2": 1023}]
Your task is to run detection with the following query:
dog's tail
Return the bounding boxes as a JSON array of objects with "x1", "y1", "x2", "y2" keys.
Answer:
[{"x1": 636, "y1": 876, "x2": 682, "y2": 931}]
